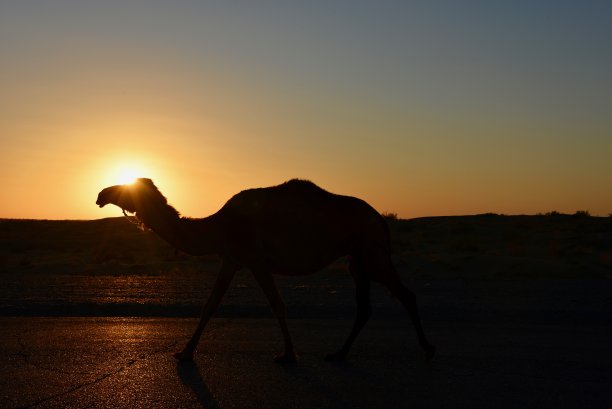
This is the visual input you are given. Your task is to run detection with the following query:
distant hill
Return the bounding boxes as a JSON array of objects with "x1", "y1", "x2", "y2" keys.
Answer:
[
  {"x1": 388, "y1": 214, "x2": 612, "y2": 279},
  {"x1": 1, "y1": 218, "x2": 187, "y2": 273},
  {"x1": 2, "y1": 214, "x2": 610, "y2": 279}
]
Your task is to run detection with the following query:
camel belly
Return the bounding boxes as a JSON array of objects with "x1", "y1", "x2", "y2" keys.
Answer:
[{"x1": 228, "y1": 229, "x2": 352, "y2": 275}]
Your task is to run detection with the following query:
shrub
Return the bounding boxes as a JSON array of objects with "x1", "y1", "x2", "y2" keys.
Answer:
[{"x1": 381, "y1": 212, "x2": 398, "y2": 220}]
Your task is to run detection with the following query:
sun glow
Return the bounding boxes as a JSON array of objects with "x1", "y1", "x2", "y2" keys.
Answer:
[{"x1": 112, "y1": 163, "x2": 149, "y2": 185}]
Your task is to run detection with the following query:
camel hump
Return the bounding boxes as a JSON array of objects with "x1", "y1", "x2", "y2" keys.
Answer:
[
  {"x1": 221, "y1": 179, "x2": 332, "y2": 213},
  {"x1": 221, "y1": 179, "x2": 388, "y2": 237},
  {"x1": 282, "y1": 178, "x2": 327, "y2": 192},
  {"x1": 222, "y1": 179, "x2": 384, "y2": 219}
]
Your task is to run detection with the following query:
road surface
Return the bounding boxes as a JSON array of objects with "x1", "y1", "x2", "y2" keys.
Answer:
[{"x1": 2, "y1": 314, "x2": 610, "y2": 408}]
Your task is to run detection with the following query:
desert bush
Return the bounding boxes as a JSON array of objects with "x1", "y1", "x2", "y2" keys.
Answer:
[{"x1": 381, "y1": 212, "x2": 398, "y2": 220}]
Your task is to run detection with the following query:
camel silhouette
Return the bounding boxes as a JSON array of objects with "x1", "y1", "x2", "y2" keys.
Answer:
[{"x1": 96, "y1": 178, "x2": 435, "y2": 362}]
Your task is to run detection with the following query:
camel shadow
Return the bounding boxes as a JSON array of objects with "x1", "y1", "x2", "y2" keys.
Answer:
[
  {"x1": 176, "y1": 361, "x2": 220, "y2": 409},
  {"x1": 277, "y1": 354, "x2": 435, "y2": 408}
]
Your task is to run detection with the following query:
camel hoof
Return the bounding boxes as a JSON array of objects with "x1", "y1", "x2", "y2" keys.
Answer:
[
  {"x1": 424, "y1": 345, "x2": 436, "y2": 362},
  {"x1": 274, "y1": 351, "x2": 298, "y2": 363},
  {"x1": 324, "y1": 351, "x2": 346, "y2": 362},
  {"x1": 173, "y1": 350, "x2": 194, "y2": 362}
]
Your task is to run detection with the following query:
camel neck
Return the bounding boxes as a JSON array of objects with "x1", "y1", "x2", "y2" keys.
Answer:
[{"x1": 138, "y1": 206, "x2": 223, "y2": 256}]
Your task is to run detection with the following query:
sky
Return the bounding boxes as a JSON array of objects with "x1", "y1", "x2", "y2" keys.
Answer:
[{"x1": 1, "y1": 1, "x2": 611, "y2": 219}]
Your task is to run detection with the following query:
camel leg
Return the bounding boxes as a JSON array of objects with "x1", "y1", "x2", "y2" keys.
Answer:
[
  {"x1": 174, "y1": 262, "x2": 237, "y2": 362},
  {"x1": 253, "y1": 270, "x2": 297, "y2": 363},
  {"x1": 325, "y1": 272, "x2": 371, "y2": 362},
  {"x1": 378, "y1": 268, "x2": 436, "y2": 361}
]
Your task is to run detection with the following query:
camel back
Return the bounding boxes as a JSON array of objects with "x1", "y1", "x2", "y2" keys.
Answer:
[{"x1": 217, "y1": 179, "x2": 391, "y2": 271}]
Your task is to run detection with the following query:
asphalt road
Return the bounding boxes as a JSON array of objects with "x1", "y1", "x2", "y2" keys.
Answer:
[{"x1": 2, "y1": 313, "x2": 611, "y2": 409}]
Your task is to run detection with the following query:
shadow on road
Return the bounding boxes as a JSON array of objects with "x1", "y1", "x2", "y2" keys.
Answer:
[{"x1": 176, "y1": 361, "x2": 220, "y2": 409}]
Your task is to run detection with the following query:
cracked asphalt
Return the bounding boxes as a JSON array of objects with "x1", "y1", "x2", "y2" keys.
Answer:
[{"x1": 2, "y1": 314, "x2": 611, "y2": 409}]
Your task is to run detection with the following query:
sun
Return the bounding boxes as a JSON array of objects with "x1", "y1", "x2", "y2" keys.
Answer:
[
  {"x1": 95, "y1": 156, "x2": 155, "y2": 189},
  {"x1": 114, "y1": 164, "x2": 146, "y2": 185}
]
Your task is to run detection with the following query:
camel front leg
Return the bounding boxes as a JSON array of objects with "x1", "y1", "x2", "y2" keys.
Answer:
[{"x1": 174, "y1": 262, "x2": 238, "y2": 362}]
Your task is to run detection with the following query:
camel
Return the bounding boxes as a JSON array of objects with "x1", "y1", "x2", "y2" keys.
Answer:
[{"x1": 96, "y1": 178, "x2": 435, "y2": 363}]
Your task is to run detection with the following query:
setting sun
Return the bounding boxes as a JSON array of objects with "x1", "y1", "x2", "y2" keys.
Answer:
[
  {"x1": 114, "y1": 166, "x2": 141, "y2": 185},
  {"x1": 107, "y1": 161, "x2": 151, "y2": 186}
]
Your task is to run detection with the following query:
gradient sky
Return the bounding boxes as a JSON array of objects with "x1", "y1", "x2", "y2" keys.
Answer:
[{"x1": 1, "y1": 1, "x2": 611, "y2": 219}]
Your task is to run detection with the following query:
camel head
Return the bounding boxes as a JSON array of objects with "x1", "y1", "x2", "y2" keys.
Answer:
[{"x1": 96, "y1": 178, "x2": 177, "y2": 219}]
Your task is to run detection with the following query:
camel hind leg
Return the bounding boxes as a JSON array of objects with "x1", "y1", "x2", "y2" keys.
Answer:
[
  {"x1": 374, "y1": 264, "x2": 435, "y2": 361},
  {"x1": 252, "y1": 269, "x2": 297, "y2": 363},
  {"x1": 325, "y1": 260, "x2": 372, "y2": 361}
]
